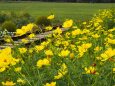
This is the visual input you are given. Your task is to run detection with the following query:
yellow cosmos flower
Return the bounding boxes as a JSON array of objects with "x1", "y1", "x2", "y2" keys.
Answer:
[
  {"x1": 62, "y1": 19, "x2": 73, "y2": 28},
  {"x1": 54, "y1": 27, "x2": 62, "y2": 34},
  {"x1": 65, "y1": 32, "x2": 70, "y2": 38},
  {"x1": 59, "y1": 50, "x2": 70, "y2": 57},
  {"x1": 79, "y1": 36, "x2": 88, "y2": 40},
  {"x1": 14, "y1": 67, "x2": 22, "y2": 72},
  {"x1": 62, "y1": 41, "x2": 69, "y2": 47},
  {"x1": 28, "y1": 48, "x2": 34, "y2": 54},
  {"x1": 21, "y1": 39, "x2": 28, "y2": 44},
  {"x1": 45, "y1": 50, "x2": 53, "y2": 56},
  {"x1": 37, "y1": 58, "x2": 50, "y2": 68},
  {"x1": 28, "y1": 33, "x2": 35, "y2": 38},
  {"x1": 2, "y1": 81, "x2": 16, "y2": 86},
  {"x1": 16, "y1": 23, "x2": 36, "y2": 36},
  {"x1": 44, "y1": 81, "x2": 56, "y2": 86},
  {"x1": 54, "y1": 63, "x2": 68, "y2": 79},
  {"x1": 35, "y1": 45, "x2": 44, "y2": 52},
  {"x1": 82, "y1": 43, "x2": 92, "y2": 49},
  {"x1": 113, "y1": 68, "x2": 115, "y2": 73},
  {"x1": 4, "y1": 38, "x2": 11, "y2": 43},
  {"x1": 70, "y1": 53, "x2": 74, "y2": 59},
  {"x1": 107, "y1": 38, "x2": 115, "y2": 44},
  {"x1": 98, "y1": 48, "x2": 115, "y2": 61},
  {"x1": 47, "y1": 14, "x2": 54, "y2": 20},
  {"x1": 17, "y1": 78, "x2": 26, "y2": 84},
  {"x1": 71, "y1": 29, "x2": 81, "y2": 36},
  {"x1": 0, "y1": 47, "x2": 19, "y2": 72},
  {"x1": 26, "y1": 23, "x2": 35, "y2": 32},
  {"x1": 84, "y1": 66, "x2": 99, "y2": 74},
  {"x1": 16, "y1": 29, "x2": 24, "y2": 36},
  {"x1": 92, "y1": 34, "x2": 100, "y2": 38},
  {"x1": 83, "y1": 22, "x2": 87, "y2": 25},
  {"x1": 108, "y1": 34, "x2": 113, "y2": 38},
  {"x1": 4, "y1": 35, "x2": 14, "y2": 44},
  {"x1": 94, "y1": 46, "x2": 102, "y2": 51},
  {"x1": 0, "y1": 67, "x2": 6, "y2": 72},
  {"x1": 78, "y1": 43, "x2": 92, "y2": 57},
  {"x1": 45, "y1": 26, "x2": 53, "y2": 31},
  {"x1": 18, "y1": 48, "x2": 27, "y2": 54},
  {"x1": 82, "y1": 29, "x2": 90, "y2": 34}
]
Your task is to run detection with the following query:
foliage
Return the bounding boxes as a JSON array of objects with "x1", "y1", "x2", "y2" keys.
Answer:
[
  {"x1": 0, "y1": 12, "x2": 10, "y2": 24},
  {"x1": 2, "y1": 20, "x2": 16, "y2": 32},
  {"x1": 0, "y1": 9, "x2": 115, "y2": 86},
  {"x1": 35, "y1": 16, "x2": 51, "y2": 26}
]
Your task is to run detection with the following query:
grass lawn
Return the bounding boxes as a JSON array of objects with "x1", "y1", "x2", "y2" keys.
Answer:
[{"x1": 0, "y1": 2, "x2": 115, "y2": 21}]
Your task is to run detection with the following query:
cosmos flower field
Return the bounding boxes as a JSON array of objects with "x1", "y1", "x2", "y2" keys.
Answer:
[{"x1": 0, "y1": 9, "x2": 115, "y2": 86}]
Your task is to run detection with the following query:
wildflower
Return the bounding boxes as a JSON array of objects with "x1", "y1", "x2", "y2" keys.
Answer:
[
  {"x1": 17, "y1": 78, "x2": 26, "y2": 84},
  {"x1": 0, "y1": 47, "x2": 19, "y2": 72},
  {"x1": 28, "y1": 33, "x2": 35, "y2": 38},
  {"x1": 16, "y1": 29, "x2": 24, "y2": 36},
  {"x1": 14, "y1": 67, "x2": 22, "y2": 72},
  {"x1": 65, "y1": 32, "x2": 70, "y2": 38},
  {"x1": 15, "y1": 23, "x2": 35, "y2": 36},
  {"x1": 59, "y1": 49, "x2": 70, "y2": 57},
  {"x1": 108, "y1": 34, "x2": 113, "y2": 38},
  {"x1": 4, "y1": 36, "x2": 13, "y2": 43},
  {"x1": 70, "y1": 53, "x2": 74, "y2": 59},
  {"x1": 62, "y1": 19, "x2": 73, "y2": 28},
  {"x1": 45, "y1": 26, "x2": 53, "y2": 31},
  {"x1": 45, "y1": 50, "x2": 53, "y2": 56},
  {"x1": 79, "y1": 36, "x2": 88, "y2": 40},
  {"x1": 21, "y1": 39, "x2": 28, "y2": 44},
  {"x1": 47, "y1": 14, "x2": 54, "y2": 20},
  {"x1": 98, "y1": 48, "x2": 115, "y2": 61},
  {"x1": 62, "y1": 41, "x2": 69, "y2": 47},
  {"x1": 94, "y1": 46, "x2": 101, "y2": 51},
  {"x1": 41, "y1": 41, "x2": 49, "y2": 46},
  {"x1": 2, "y1": 81, "x2": 16, "y2": 86},
  {"x1": 26, "y1": 23, "x2": 35, "y2": 32},
  {"x1": 107, "y1": 38, "x2": 115, "y2": 44},
  {"x1": 82, "y1": 29, "x2": 90, "y2": 34},
  {"x1": 92, "y1": 34, "x2": 100, "y2": 38},
  {"x1": 36, "y1": 59, "x2": 43, "y2": 68},
  {"x1": 84, "y1": 66, "x2": 99, "y2": 74},
  {"x1": 4, "y1": 38, "x2": 11, "y2": 43},
  {"x1": 54, "y1": 63, "x2": 68, "y2": 79},
  {"x1": 0, "y1": 67, "x2": 6, "y2": 72},
  {"x1": 28, "y1": 48, "x2": 34, "y2": 54},
  {"x1": 71, "y1": 29, "x2": 81, "y2": 36},
  {"x1": 70, "y1": 44, "x2": 76, "y2": 51},
  {"x1": 83, "y1": 22, "x2": 87, "y2": 25},
  {"x1": 54, "y1": 27, "x2": 62, "y2": 35},
  {"x1": 35, "y1": 45, "x2": 44, "y2": 52},
  {"x1": 44, "y1": 81, "x2": 56, "y2": 86},
  {"x1": 78, "y1": 43, "x2": 92, "y2": 57},
  {"x1": 113, "y1": 68, "x2": 115, "y2": 73},
  {"x1": 37, "y1": 58, "x2": 50, "y2": 68},
  {"x1": 18, "y1": 48, "x2": 27, "y2": 54}
]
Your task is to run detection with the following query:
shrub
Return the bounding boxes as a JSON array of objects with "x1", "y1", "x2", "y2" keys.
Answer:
[
  {"x1": 0, "y1": 13, "x2": 8, "y2": 24},
  {"x1": 15, "y1": 12, "x2": 34, "y2": 28},
  {"x1": 35, "y1": 16, "x2": 51, "y2": 26},
  {"x1": 2, "y1": 21, "x2": 16, "y2": 32},
  {"x1": 19, "y1": 12, "x2": 31, "y2": 18}
]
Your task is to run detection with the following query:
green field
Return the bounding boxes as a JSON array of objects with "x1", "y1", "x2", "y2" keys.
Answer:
[{"x1": 0, "y1": 2, "x2": 115, "y2": 20}]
